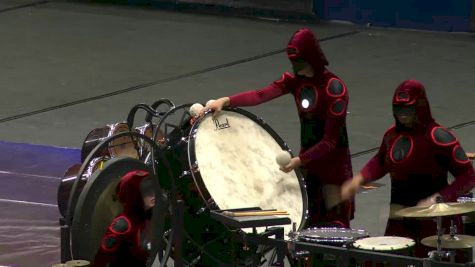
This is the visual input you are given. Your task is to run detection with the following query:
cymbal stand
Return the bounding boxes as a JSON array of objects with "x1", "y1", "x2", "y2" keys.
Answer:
[{"x1": 427, "y1": 216, "x2": 455, "y2": 262}]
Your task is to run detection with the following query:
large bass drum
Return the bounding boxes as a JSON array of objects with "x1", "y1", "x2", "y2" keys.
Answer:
[{"x1": 157, "y1": 107, "x2": 308, "y2": 266}]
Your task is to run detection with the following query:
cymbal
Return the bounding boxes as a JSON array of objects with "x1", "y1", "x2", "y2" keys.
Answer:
[
  {"x1": 422, "y1": 235, "x2": 475, "y2": 249},
  {"x1": 395, "y1": 202, "x2": 475, "y2": 218}
]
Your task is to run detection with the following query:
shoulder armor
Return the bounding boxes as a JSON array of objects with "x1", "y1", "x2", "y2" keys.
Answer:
[
  {"x1": 326, "y1": 78, "x2": 346, "y2": 97},
  {"x1": 110, "y1": 216, "x2": 131, "y2": 235},
  {"x1": 453, "y1": 145, "x2": 470, "y2": 164},
  {"x1": 431, "y1": 126, "x2": 457, "y2": 146},
  {"x1": 329, "y1": 99, "x2": 347, "y2": 116},
  {"x1": 101, "y1": 234, "x2": 119, "y2": 252}
]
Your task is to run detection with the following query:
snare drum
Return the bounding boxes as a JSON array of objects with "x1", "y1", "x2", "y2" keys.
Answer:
[
  {"x1": 297, "y1": 227, "x2": 369, "y2": 246},
  {"x1": 353, "y1": 236, "x2": 415, "y2": 255},
  {"x1": 290, "y1": 228, "x2": 368, "y2": 267},
  {"x1": 160, "y1": 108, "x2": 308, "y2": 264},
  {"x1": 81, "y1": 122, "x2": 138, "y2": 162}
]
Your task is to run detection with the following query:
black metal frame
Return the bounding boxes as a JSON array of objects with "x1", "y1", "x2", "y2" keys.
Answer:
[{"x1": 288, "y1": 240, "x2": 468, "y2": 267}]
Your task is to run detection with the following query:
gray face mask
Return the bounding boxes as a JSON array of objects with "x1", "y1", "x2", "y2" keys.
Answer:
[
  {"x1": 291, "y1": 58, "x2": 307, "y2": 75},
  {"x1": 140, "y1": 177, "x2": 155, "y2": 198},
  {"x1": 393, "y1": 105, "x2": 416, "y2": 117}
]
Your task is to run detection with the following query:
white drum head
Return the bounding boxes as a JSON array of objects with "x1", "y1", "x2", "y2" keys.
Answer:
[
  {"x1": 353, "y1": 236, "x2": 415, "y2": 251},
  {"x1": 192, "y1": 110, "x2": 306, "y2": 236}
]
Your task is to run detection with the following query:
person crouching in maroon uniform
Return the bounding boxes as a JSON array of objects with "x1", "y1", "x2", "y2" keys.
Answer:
[
  {"x1": 92, "y1": 170, "x2": 155, "y2": 267},
  {"x1": 342, "y1": 79, "x2": 475, "y2": 257},
  {"x1": 202, "y1": 28, "x2": 354, "y2": 228}
]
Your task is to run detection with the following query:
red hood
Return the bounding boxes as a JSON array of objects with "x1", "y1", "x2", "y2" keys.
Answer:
[
  {"x1": 286, "y1": 28, "x2": 328, "y2": 73},
  {"x1": 392, "y1": 79, "x2": 434, "y2": 127},
  {"x1": 116, "y1": 170, "x2": 150, "y2": 217}
]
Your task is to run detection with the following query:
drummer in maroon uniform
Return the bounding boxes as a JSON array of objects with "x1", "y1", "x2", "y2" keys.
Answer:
[
  {"x1": 202, "y1": 28, "x2": 354, "y2": 228},
  {"x1": 92, "y1": 170, "x2": 155, "y2": 267},
  {"x1": 341, "y1": 79, "x2": 475, "y2": 257}
]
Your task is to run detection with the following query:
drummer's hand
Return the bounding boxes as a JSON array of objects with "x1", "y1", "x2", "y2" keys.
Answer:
[
  {"x1": 341, "y1": 173, "x2": 364, "y2": 201},
  {"x1": 417, "y1": 193, "x2": 441, "y2": 207},
  {"x1": 280, "y1": 157, "x2": 301, "y2": 173},
  {"x1": 199, "y1": 97, "x2": 230, "y2": 118}
]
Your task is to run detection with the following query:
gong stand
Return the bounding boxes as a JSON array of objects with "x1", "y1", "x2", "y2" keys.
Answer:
[{"x1": 60, "y1": 131, "x2": 175, "y2": 266}]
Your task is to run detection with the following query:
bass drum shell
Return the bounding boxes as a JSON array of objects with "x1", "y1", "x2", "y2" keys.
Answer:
[{"x1": 159, "y1": 108, "x2": 308, "y2": 265}]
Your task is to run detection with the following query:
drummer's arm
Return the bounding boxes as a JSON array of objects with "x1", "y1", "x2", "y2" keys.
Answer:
[
  {"x1": 92, "y1": 216, "x2": 131, "y2": 267},
  {"x1": 438, "y1": 143, "x2": 475, "y2": 202},
  {"x1": 341, "y1": 141, "x2": 389, "y2": 201},
  {"x1": 228, "y1": 72, "x2": 293, "y2": 107},
  {"x1": 92, "y1": 232, "x2": 120, "y2": 267},
  {"x1": 360, "y1": 142, "x2": 389, "y2": 183}
]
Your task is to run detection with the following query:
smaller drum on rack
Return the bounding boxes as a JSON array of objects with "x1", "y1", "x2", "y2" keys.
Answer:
[
  {"x1": 57, "y1": 156, "x2": 110, "y2": 218},
  {"x1": 297, "y1": 228, "x2": 369, "y2": 246},
  {"x1": 353, "y1": 236, "x2": 415, "y2": 255},
  {"x1": 135, "y1": 123, "x2": 166, "y2": 158},
  {"x1": 290, "y1": 228, "x2": 369, "y2": 267},
  {"x1": 81, "y1": 122, "x2": 138, "y2": 162}
]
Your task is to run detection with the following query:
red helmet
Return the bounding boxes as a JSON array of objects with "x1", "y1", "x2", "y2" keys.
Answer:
[
  {"x1": 392, "y1": 80, "x2": 434, "y2": 126},
  {"x1": 286, "y1": 28, "x2": 328, "y2": 74},
  {"x1": 116, "y1": 170, "x2": 151, "y2": 216}
]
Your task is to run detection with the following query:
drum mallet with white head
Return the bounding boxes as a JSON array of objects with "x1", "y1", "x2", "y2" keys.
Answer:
[
  {"x1": 276, "y1": 150, "x2": 291, "y2": 167},
  {"x1": 189, "y1": 103, "x2": 204, "y2": 117}
]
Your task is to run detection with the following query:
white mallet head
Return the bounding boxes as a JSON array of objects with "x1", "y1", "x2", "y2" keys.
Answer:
[
  {"x1": 189, "y1": 103, "x2": 204, "y2": 117},
  {"x1": 276, "y1": 150, "x2": 291, "y2": 167},
  {"x1": 206, "y1": 99, "x2": 215, "y2": 106}
]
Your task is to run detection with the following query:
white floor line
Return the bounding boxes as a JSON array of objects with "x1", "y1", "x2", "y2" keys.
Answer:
[
  {"x1": 0, "y1": 198, "x2": 57, "y2": 208},
  {"x1": 0, "y1": 170, "x2": 61, "y2": 180}
]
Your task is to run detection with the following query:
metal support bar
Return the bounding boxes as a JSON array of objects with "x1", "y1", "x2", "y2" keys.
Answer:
[
  {"x1": 244, "y1": 228, "x2": 287, "y2": 266},
  {"x1": 173, "y1": 200, "x2": 185, "y2": 267},
  {"x1": 59, "y1": 217, "x2": 72, "y2": 263}
]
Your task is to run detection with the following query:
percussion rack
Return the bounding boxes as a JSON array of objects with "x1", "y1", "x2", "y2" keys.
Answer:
[
  {"x1": 210, "y1": 208, "x2": 291, "y2": 266},
  {"x1": 287, "y1": 240, "x2": 468, "y2": 267}
]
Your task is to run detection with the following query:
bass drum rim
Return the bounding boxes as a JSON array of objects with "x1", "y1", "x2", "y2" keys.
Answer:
[{"x1": 187, "y1": 107, "x2": 308, "y2": 231}]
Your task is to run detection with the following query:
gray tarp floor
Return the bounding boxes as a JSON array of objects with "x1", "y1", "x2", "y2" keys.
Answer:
[{"x1": 0, "y1": 1, "x2": 474, "y2": 266}]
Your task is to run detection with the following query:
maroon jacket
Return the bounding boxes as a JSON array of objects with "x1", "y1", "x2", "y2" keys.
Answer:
[
  {"x1": 229, "y1": 28, "x2": 352, "y2": 186},
  {"x1": 361, "y1": 80, "x2": 475, "y2": 206},
  {"x1": 360, "y1": 80, "x2": 475, "y2": 257},
  {"x1": 92, "y1": 170, "x2": 152, "y2": 267},
  {"x1": 228, "y1": 28, "x2": 353, "y2": 226}
]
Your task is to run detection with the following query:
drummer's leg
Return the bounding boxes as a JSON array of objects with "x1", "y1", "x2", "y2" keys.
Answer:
[
  {"x1": 316, "y1": 199, "x2": 352, "y2": 228},
  {"x1": 385, "y1": 218, "x2": 426, "y2": 257},
  {"x1": 305, "y1": 178, "x2": 323, "y2": 228}
]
